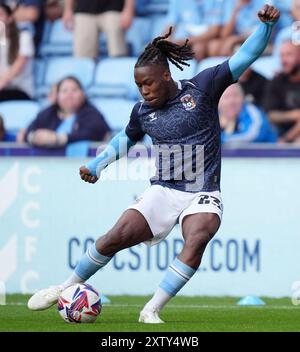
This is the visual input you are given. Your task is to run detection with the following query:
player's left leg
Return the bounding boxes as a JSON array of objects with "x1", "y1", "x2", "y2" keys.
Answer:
[
  {"x1": 139, "y1": 212, "x2": 220, "y2": 324},
  {"x1": 28, "y1": 209, "x2": 153, "y2": 311}
]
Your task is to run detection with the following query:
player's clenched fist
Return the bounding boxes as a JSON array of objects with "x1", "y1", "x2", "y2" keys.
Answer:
[
  {"x1": 258, "y1": 4, "x2": 280, "y2": 23},
  {"x1": 79, "y1": 166, "x2": 98, "y2": 184}
]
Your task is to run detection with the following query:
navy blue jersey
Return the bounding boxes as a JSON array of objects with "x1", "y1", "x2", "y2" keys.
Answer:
[{"x1": 125, "y1": 60, "x2": 234, "y2": 193}]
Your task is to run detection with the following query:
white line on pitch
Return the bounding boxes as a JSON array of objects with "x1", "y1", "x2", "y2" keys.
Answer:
[{"x1": 5, "y1": 302, "x2": 298, "y2": 310}]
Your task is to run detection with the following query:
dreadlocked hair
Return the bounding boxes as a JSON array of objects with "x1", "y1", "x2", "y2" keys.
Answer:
[{"x1": 135, "y1": 27, "x2": 195, "y2": 71}]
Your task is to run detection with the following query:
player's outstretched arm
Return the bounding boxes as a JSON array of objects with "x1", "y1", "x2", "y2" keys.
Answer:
[
  {"x1": 229, "y1": 4, "x2": 280, "y2": 81},
  {"x1": 79, "y1": 128, "x2": 136, "y2": 184}
]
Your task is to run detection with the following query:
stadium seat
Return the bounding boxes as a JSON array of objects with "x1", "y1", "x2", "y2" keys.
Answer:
[
  {"x1": 197, "y1": 56, "x2": 229, "y2": 73},
  {"x1": 126, "y1": 17, "x2": 152, "y2": 56},
  {"x1": 251, "y1": 56, "x2": 281, "y2": 79},
  {"x1": 136, "y1": 0, "x2": 169, "y2": 15},
  {"x1": 0, "y1": 101, "x2": 40, "y2": 132},
  {"x1": 149, "y1": 14, "x2": 168, "y2": 39},
  {"x1": 98, "y1": 33, "x2": 109, "y2": 58},
  {"x1": 39, "y1": 19, "x2": 73, "y2": 57},
  {"x1": 170, "y1": 59, "x2": 197, "y2": 81},
  {"x1": 91, "y1": 98, "x2": 136, "y2": 132},
  {"x1": 33, "y1": 59, "x2": 47, "y2": 88},
  {"x1": 36, "y1": 57, "x2": 95, "y2": 98},
  {"x1": 88, "y1": 57, "x2": 139, "y2": 100}
]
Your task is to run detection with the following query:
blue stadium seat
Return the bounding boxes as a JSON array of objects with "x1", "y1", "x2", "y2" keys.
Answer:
[
  {"x1": 91, "y1": 98, "x2": 136, "y2": 132},
  {"x1": 126, "y1": 17, "x2": 152, "y2": 56},
  {"x1": 136, "y1": 0, "x2": 169, "y2": 15},
  {"x1": 36, "y1": 57, "x2": 95, "y2": 98},
  {"x1": 251, "y1": 56, "x2": 281, "y2": 80},
  {"x1": 98, "y1": 33, "x2": 109, "y2": 57},
  {"x1": 170, "y1": 59, "x2": 197, "y2": 81},
  {"x1": 39, "y1": 19, "x2": 73, "y2": 57},
  {"x1": 197, "y1": 56, "x2": 229, "y2": 73},
  {"x1": 88, "y1": 57, "x2": 139, "y2": 99},
  {"x1": 149, "y1": 14, "x2": 168, "y2": 39},
  {"x1": 33, "y1": 59, "x2": 47, "y2": 88},
  {"x1": 0, "y1": 101, "x2": 40, "y2": 132},
  {"x1": 147, "y1": 0, "x2": 169, "y2": 14}
]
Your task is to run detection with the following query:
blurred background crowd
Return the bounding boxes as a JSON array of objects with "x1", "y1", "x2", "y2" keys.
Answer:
[{"x1": 0, "y1": 0, "x2": 300, "y2": 155}]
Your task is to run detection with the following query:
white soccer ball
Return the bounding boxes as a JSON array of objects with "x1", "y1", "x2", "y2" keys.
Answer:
[{"x1": 57, "y1": 283, "x2": 102, "y2": 323}]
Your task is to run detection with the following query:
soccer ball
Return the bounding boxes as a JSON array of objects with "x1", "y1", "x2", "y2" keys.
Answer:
[{"x1": 57, "y1": 283, "x2": 102, "y2": 323}]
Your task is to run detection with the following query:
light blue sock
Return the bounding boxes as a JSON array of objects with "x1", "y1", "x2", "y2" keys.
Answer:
[
  {"x1": 75, "y1": 243, "x2": 112, "y2": 281},
  {"x1": 159, "y1": 258, "x2": 196, "y2": 296}
]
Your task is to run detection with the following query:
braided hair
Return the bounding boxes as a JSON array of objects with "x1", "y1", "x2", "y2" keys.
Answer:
[{"x1": 135, "y1": 27, "x2": 195, "y2": 71}]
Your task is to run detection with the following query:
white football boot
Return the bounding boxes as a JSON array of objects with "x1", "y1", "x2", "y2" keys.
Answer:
[
  {"x1": 27, "y1": 285, "x2": 63, "y2": 311},
  {"x1": 138, "y1": 309, "x2": 165, "y2": 324}
]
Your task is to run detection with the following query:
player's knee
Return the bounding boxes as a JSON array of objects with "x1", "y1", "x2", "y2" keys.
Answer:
[{"x1": 184, "y1": 215, "x2": 219, "y2": 250}]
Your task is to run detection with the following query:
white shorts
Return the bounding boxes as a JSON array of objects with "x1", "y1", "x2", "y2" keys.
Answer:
[{"x1": 127, "y1": 185, "x2": 223, "y2": 246}]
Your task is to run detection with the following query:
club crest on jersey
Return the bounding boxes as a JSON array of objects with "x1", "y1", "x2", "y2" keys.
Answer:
[{"x1": 181, "y1": 94, "x2": 196, "y2": 111}]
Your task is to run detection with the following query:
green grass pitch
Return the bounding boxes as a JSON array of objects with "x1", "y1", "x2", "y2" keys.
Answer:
[{"x1": 1, "y1": 295, "x2": 300, "y2": 332}]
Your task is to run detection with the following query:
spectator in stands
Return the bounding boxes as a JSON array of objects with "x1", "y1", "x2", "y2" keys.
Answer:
[
  {"x1": 264, "y1": 40, "x2": 300, "y2": 143},
  {"x1": 63, "y1": 0, "x2": 134, "y2": 59},
  {"x1": 21, "y1": 76, "x2": 111, "y2": 148},
  {"x1": 0, "y1": 3, "x2": 34, "y2": 101},
  {"x1": 239, "y1": 68, "x2": 267, "y2": 107},
  {"x1": 163, "y1": 0, "x2": 224, "y2": 61},
  {"x1": 209, "y1": 0, "x2": 266, "y2": 57},
  {"x1": 219, "y1": 83, "x2": 277, "y2": 144},
  {"x1": 2, "y1": 0, "x2": 46, "y2": 49}
]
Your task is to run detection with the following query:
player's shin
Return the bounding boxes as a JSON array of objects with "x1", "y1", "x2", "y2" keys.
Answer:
[{"x1": 143, "y1": 257, "x2": 196, "y2": 313}]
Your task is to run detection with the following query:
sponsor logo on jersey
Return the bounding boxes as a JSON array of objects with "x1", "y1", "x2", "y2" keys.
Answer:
[{"x1": 148, "y1": 112, "x2": 157, "y2": 122}]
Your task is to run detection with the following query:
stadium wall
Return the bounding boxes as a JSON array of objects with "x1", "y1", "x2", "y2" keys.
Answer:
[{"x1": 0, "y1": 156, "x2": 299, "y2": 297}]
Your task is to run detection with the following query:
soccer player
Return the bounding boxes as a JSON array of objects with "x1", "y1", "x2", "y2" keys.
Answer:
[{"x1": 28, "y1": 5, "x2": 280, "y2": 323}]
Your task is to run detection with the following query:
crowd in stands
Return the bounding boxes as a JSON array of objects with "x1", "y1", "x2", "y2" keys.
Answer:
[
  {"x1": 0, "y1": 0, "x2": 300, "y2": 153},
  {"x1": 17, "y1": 76, "x2": 111, "y2": 147}
]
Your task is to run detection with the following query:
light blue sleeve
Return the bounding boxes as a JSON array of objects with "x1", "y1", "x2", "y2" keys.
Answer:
[
  {"x1": 229, "y1": 22, "x2": 275, "y2": 81},
  {"x1": 85, "y1": 129, "x2": 136, "y2": 178}
]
